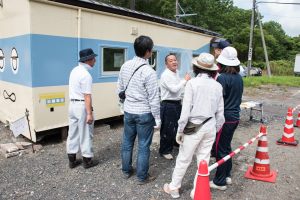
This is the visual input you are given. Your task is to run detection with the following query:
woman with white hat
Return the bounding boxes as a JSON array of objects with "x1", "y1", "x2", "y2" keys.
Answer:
[
  {"x1": 210, "y1": 46, "x2": 243, "y2": 191},
  {"x1": 163, "y1": 53, "x2": 225, "y2": 199}
]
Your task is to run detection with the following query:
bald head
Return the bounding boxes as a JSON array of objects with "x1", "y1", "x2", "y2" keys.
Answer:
[{"x1": 165, "y1": 54, "x2": 178, "y2": 72}]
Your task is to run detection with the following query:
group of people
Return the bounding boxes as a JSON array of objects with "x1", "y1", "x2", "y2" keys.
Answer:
[{"x1": 66, "y1": 35, "x2": 243, "y2": 199}]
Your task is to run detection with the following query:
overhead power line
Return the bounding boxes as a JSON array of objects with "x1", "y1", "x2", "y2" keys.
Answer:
[
  {"x1": 257, "y1": 1, "x2": 300, "y2": 5},
  {"x1": 262, "y1": 14, "x2": 300, "y2": 19}
]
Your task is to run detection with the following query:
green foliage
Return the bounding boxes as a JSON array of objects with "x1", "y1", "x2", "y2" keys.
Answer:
[
  {"x1": 269, "y1": 60, "x2": 294, "y2": 76},
  {"x1": 243, "y1": 76, "x2": 300, "y2": 87},
  {"x1": 252, "y1": 61, "x2": 266, "y2": 70},
  {"x1": 95, "y1": 0, "x2": 300, "y2": 66}
]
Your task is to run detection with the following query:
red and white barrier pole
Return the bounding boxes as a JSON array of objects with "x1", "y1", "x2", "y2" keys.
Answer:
[
  {"x1": 292, "y1": 105, "x2": 300, "y2": 113},
  {"x1": 208, "y1": 130, "x2": 266, "y2": 172}
]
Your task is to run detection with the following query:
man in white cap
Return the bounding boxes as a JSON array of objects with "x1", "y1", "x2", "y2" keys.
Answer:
[
  {"x1": 67, "y1": 48, "x2": 99, "y2": 169},
  {"x1": 163, "y1": 53, "x2": 225, "y2": 199},
  {"x1": 210, "y1": 46, "x2": 243, "y2": 191}
]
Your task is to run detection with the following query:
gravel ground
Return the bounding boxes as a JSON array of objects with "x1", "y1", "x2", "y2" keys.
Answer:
[{"x1": 0, "y1": 85, "x2": 300, "y2": 200}]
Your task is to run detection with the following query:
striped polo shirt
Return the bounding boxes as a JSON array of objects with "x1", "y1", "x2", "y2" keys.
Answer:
[{"x1": 117, "y1": 56, "x2": 160, "y2": 119}]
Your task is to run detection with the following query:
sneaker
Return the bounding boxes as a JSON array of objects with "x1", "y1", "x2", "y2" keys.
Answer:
[
  {"x1": 122, "y1": 170, "x2": 134, "y2": 179},
  {"x1": 190, "y1": 189, "x2": 195, "y2": 199},
  {"x1": 162, "y1": 154, "x2": 173, "y2": 160},
  {"x1": 137, "y1": 174, "x2": 156, "y2": 185},
  {"x1": 163, "y1": 183, "x2": 180, "y2": 199},
  {"x1": 226, "y1": 177, "x2": 232, "y2": 185},
  {"x1": 209, "y1": 181, "x2": 227, "y2": 191}
]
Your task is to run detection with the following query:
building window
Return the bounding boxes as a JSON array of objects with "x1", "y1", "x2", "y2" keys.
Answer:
[
  {"x1": 0, "y1": 49, "x2": 5, "y2": 72},
  {"x1": 0, "y1": 0, "x2": 3, "y2": 8},
  {"x1": 102, "y1": 47, "x2": 125, "y2": 73},
  {"x1": 10, "y1": 48, "x2": 19, "y2": 74},
  {"x1": 148, "y1": 51, "x2": 157, "y2": 70},
  {"x1": 193, "y1": 53, "x2": 199, "y2": 58}
]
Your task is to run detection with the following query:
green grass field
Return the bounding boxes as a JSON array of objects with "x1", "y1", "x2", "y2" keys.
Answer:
[{"x1": 243, "y1": 76, "x2": 300, "y2": 87}]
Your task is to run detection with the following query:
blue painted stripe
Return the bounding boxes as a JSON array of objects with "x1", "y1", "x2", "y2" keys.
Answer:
[
  {"x1": 0, "y1": 35, "x2": 32, "y2": 86},
  {"x1": 0, "y1": 34, "x2": 210, "y2": 87}
]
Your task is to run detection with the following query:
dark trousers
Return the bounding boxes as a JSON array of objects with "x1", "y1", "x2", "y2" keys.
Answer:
[
  {"x1": 212, "y1": 121, "x2": 239, "y2": 186},
  {"x1": 159, "y1": 101, "x2": 181, "y2": 155}
]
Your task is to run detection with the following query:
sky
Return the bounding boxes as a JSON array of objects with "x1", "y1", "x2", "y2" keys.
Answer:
[{"x1": 233, "y1": 0, "x2": 300, "y2": 37}]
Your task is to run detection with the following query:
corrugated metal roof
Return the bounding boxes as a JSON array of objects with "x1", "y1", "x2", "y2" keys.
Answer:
[{"x1": 49, "y1": 0, "x2": 221, "y2": 37}]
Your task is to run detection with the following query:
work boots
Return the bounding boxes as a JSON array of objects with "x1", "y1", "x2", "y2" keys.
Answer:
[
  {"x1": 83, "y1": 157, "x2": 99, "y2": 169},
  {"x1": 68, "y1": 154, "x2": 82, "y2": 169}
]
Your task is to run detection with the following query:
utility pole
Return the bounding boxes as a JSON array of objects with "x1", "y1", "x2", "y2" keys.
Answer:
[
  {"x1": 257, "y1": 6, "x2": 271, "y2": 77},
  {"x1": 176, "y1": 0, "x2": 179, "y2": 22},
  {"x1": 247, "y1": 0, "x2": 256, "y2": 77},
  {"x1": 130, "y1": 0, "x2": 135, "y2": 10}
]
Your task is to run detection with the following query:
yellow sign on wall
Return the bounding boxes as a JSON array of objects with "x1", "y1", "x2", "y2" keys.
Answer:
[{"x1": 39, "y1": 92, "x2": 65, "y2": 108}]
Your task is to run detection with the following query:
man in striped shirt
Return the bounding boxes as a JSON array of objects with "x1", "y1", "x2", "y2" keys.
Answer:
[{"x1": 117, "y1": 35, "x2": 160, "y2": 184}]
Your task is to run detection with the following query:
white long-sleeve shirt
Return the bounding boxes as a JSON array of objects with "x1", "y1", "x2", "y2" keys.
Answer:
[
  {"x1": 160, "y1": 68, "x2": 186, "y2": 101},
  {"x1": 177, "y1": 73, "x2": 225, "y2": 133}
]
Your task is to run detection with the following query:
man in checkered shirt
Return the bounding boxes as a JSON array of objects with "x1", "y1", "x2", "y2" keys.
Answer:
[{"x1": 117, "y1": 35, "x2": 160, "y2": 184}]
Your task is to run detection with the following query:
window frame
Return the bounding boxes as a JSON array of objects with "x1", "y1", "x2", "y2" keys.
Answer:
[
  {"x1": 0, "y1": 48, "x2": 5, "y2": 72},
  {"x1": 148, "y1": 50, "x2": 158, "y2": 70},
  {"x1": 10, "y1": 47, "x2": 19, "y2": 74},
  {"x1": 192, "y1": 53, "x2": 199, "y2": 58},
  {"x1": 100, "y1": 45, "x2": 127, "y2": 76}
]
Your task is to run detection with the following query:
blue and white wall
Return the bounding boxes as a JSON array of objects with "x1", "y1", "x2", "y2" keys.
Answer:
[{"x1": 0, "y1": 0, "x2": 212, "y2": 141}]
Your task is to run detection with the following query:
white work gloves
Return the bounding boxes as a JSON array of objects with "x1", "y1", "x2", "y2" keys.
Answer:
[
  {"x1": 176, "y1": 132, "x2": 184, "y2": 145},
  {"x1": 154, "y1": 118, "x2": 161, "y2": 129}
]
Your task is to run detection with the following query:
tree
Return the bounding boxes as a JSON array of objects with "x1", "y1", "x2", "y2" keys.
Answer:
[{"x1": 95, "y1": 0, "x2": 299, "y2": 63}]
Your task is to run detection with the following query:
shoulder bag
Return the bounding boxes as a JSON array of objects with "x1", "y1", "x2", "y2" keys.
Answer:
[
  {"x1": 119, "y1": 63, "x2": 146, "y2": 103},
  {"x1": 183, "y1": 117, "x2": 212, "y2": 135}
]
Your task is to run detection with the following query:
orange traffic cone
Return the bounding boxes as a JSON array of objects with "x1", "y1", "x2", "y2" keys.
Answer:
[
  {"x1": 277, "y1": 108, "x2": 299, "y2": 146},
  {"x1": 245, "y1": 125, "x2": 277, "y2": 183},
  {"x1": 194, "y1": 160, "x2": 211, "y2": 200},
  {"x1": 294, "y1": 111, "x2": 300, "y2": 127}
]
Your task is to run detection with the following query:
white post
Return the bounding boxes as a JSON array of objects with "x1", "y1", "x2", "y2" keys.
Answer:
[
  {"x1": 257, "y1": 6, "x2": 272, "y2": 77},
  {"x1": 247, "y1": 0, "x2": 256, "y2": 77},
  {"x1": 176, "y1": 0, "x2": 179, "y2": 22}
]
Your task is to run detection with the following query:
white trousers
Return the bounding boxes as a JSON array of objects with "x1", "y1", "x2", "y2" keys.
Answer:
[
  {"x1": 66, "y1": 102, "x2": 94, "y2": 158},
  {"x1": 169, "y1": 126, "x2": 216, "y2": 192}
]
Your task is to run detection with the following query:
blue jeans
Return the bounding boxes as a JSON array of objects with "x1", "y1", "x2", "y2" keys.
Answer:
[{"x1": 121, "y1": 112, "x2": 155, "y2": 181}]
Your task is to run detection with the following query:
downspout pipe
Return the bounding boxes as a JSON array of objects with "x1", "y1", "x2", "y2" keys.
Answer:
[{"x1": 77, "y1": 8, "x2": 81, "y2": 61}]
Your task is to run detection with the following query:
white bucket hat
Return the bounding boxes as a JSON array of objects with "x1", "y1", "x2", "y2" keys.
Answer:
[
  {"x1": 192, "y1": 53, "x2": 218, "y2": 71},
  {"x1": 216, "y1": 46, "x2": 240, "y2": 66}
]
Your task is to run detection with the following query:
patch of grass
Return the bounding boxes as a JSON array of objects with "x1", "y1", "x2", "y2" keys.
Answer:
[
  {"x1": 243, "y1": 76, "x2": 300, "y2": 87},
  {"x1": 269, "y1": 60, "x2": 294, "y2": 76}
]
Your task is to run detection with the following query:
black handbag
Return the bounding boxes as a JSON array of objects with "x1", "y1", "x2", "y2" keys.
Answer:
[
  {"x1": 118, "y1": 90, "x2": 126, "y2": 101},
  {"x1": 119, "y1": 63, "x2": 146, "y2": 103},
  {"x1": 183, "y1": 117, "x2": 212, "y2": 135}
]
